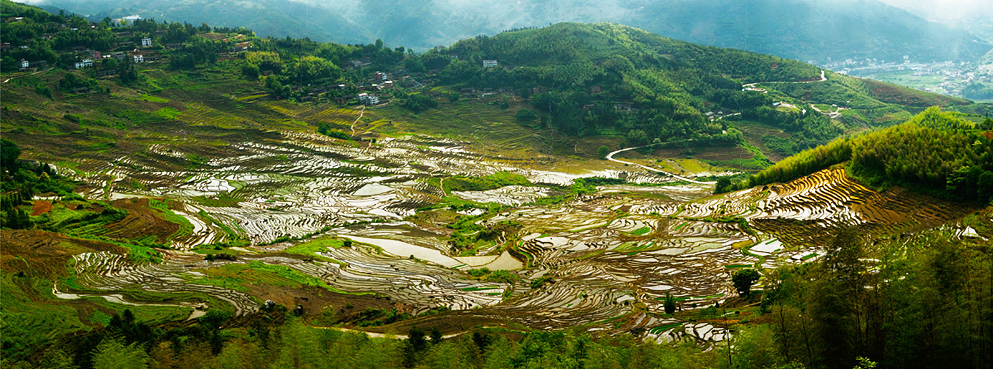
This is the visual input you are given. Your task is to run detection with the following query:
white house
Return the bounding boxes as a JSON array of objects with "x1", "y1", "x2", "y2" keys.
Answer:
[
  {"x1": 133, "y1": 54, "x2": 144, "y2": 63},
  {"x1": 74, "y1": 59, "x2": 93, "y2": 69},
  {"x1": 357, "y1": 93, "x2": 379, "y2": 105},
  {"x1": 482, "y1": 60, "x2": 498, "y2": 68},
  {"x1": 19, "y1": 59, "x2": 28, "y2": 69},
  {"x1": 141, "y1": 37, "x2": 152, "y2": 47}
]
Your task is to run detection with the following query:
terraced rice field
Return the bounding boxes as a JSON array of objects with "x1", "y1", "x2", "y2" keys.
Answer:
[{"x1": 47, "y1": 125, "x2": 983, "y2": 342}]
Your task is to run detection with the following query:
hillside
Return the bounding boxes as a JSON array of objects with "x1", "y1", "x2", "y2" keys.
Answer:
[
  {"x1": 1, "y1": 1, "x2": 986, "y2": 171},
  {"x1": 3, "y1": 5, "x2": 993, "y2": 369},
  {"x1": 749, "y1": 107, "x2": 993, "y2": 203},
  {"x1": 30, "y1": 0, "x2": 993, "y2": 63}
]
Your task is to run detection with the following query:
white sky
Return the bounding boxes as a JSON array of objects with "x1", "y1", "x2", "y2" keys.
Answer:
[
  {"x1": 876, "y1": 0, "x2": 993, "y2": 21},
  {"x1": 19, "y1": 0, "x2": 991, "y2": 23}
]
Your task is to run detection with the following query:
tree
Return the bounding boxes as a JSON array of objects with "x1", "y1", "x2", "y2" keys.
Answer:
[
  {"x1": 733, "y1": 269, "x2": 761, "y2": 297},
  {"x1": 402, "y1": 94, "x2": 438, "y2": 112},
  {"x1": 91, "y1": 338, "x2": 149, "y2": 369},
  {"x1": 626, "y1": 129, "x2": 648, "y2": 146},
  {"x1": 978, "y1": 171, "x2": 993, "y2": 203},
  {"x1": 980, "y1": 117, "x2": 993, "y2": 130},
  {"x1": 1, "y1": 139, "x2": 21, "y2": 173},
  {"x1": 403, "y1": 327, "x2": 428, "y2": 368},
  {"x1": 854, "y1": 357, "x2": 877, "y2": 369},
  {"x1": 596, "y1": 145, "x2": 611, "y2": 160},
  {"x1": 429, "y1": 328, "x2": 443, "y2": 345},
  {"x1": 271, "y1": 319, "x2": 323, "y2": 369},
  {"x1": 515, "y1": 109, "x2": 538, "y2": 123},
  {"x1": 714, "y1": 177, "x2": 733, "y2": 194},
  {"x1": 664, "y1": 292, "x2": 676, "y2": 314}
]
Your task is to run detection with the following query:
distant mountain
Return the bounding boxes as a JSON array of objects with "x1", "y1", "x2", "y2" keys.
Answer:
[
  {"x1": 20, "y1": 0, "x2": 375, "y2": 45},
  {"x1": 876, "y1": 0, "x2": 993, "y2": 42},
  {"x1": 24, "y1": 0, "x2": 992, "y2": 63}
]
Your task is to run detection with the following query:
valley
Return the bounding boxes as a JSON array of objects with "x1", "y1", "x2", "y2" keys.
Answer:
[
  {"x1": 4, "y1": 95, "x2": 982, "y2": 343},
  {"x1": 2, "y1": 3, "x2": 993, "y2": 367}
]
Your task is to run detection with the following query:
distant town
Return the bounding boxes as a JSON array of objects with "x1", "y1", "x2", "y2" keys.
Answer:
[{"x1": 817, "y1": 55, "x2": 993, "y2": 101}]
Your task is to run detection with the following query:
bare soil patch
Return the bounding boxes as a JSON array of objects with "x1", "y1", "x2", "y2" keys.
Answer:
[
  {"x1": 105, "y1": 198, "x2": 181, "y2": 243},
  {"x1": 31, "y1": 200, "x2": 53, "y2": 216}
]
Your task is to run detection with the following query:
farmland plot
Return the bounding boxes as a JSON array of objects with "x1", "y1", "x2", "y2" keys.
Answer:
[{"x1": 48, "y1": 124, "x2": 975, "y2": 340}]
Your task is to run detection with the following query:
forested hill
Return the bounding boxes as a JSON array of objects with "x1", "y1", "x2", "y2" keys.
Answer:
[
  {"x1": 426, "y1": 22, "x2": 823, "y2": 140},
  {"x1": 34, "y1": 0, "x2": 992, "y2": 63},
  {"x1": 748, "y1": 107, "x2": 993, "y2": 203},
  {"x1": 2, "y1": 0, "x2": 987, "y2": 168}
]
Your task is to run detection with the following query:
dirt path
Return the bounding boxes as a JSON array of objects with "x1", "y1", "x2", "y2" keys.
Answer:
[
  {"x1": 743, "y1": 70, "x2": 827, "y2": 88},
  {"x1": 350, "y1": 105, "x2": 366, "y2": 137},
  {"x1": 606, "y1": 146, "x2": 716, "y2": 184},
  {"x1": 320, "y1": 326, "x2": 473, "y2": 340}
]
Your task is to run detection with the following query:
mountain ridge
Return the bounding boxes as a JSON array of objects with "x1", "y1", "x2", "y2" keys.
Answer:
[{"x1": 24, "y1": 0, "x2": 992, "y2": 64}]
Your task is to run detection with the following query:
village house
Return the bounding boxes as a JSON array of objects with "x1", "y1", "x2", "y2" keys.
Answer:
[
  {"x1": 97, "y1": 69, "x2": 118, "y2": 78},
  {"x1": 229, "y1": 42, "x2": 251, "y2": 53},
  {"x1": 357, "y1": 93, "x2": 379, "y2": 105},
  {"x1": 613, "y1": 103, "x2": 634, "y2": 112},
  {"x1": 141, "y1": 37, "x2": 152, "y2": 47},
  {"x1": 74, "y1": 59, "x2": 93, "y2": 69},
  {"x1": 350, "y1": 59, "x2": 372, "y2": 69},
  {"x1": 19, "y1": 59, "x2": 28, "y2": 69}
]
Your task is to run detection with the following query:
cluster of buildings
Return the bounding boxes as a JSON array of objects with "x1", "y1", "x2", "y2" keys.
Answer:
[
  {"x1": 354, "y1": 70, "x2": 404, "y2": 105},
  {"x1": 815, "y1": 54, "x2": 993, "y2": 98}
]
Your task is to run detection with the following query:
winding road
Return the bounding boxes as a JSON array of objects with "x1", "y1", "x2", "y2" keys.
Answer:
[
  {"x1": 605, "y1": 145, "x2": 716, "y2": 184},
  {"x1": 604, "y1": 70, "x2": 829, "y2": 185}
]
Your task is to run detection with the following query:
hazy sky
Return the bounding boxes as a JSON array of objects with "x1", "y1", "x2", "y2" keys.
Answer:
[
  {"x1": 876, "y1": 0, "x2": 993, "y2": 22},
  {"x1": 19, "y1": 0, "x2": 991, "y2": 25}
]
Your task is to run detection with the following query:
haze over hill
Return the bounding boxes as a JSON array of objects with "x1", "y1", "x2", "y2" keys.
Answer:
[
  {"x1": 22, "y1": 0, "x2": 992, "y2": 64},
  {"x1": 876, "y1": 0, "x2": 993, "y2": 41}
]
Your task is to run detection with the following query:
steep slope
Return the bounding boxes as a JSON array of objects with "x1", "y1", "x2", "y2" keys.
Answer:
[
  {"x1": 419, "y1": 23, "x2": 980, "y2": 160},
  {"x1": 748, "y1": 107, "x2": 993, "y2": 203}
]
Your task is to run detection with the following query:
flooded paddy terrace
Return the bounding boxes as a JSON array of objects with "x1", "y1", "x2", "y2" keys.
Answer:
[{"x1": 55, "y1": 130, "x2": 974, "y2": 340}]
